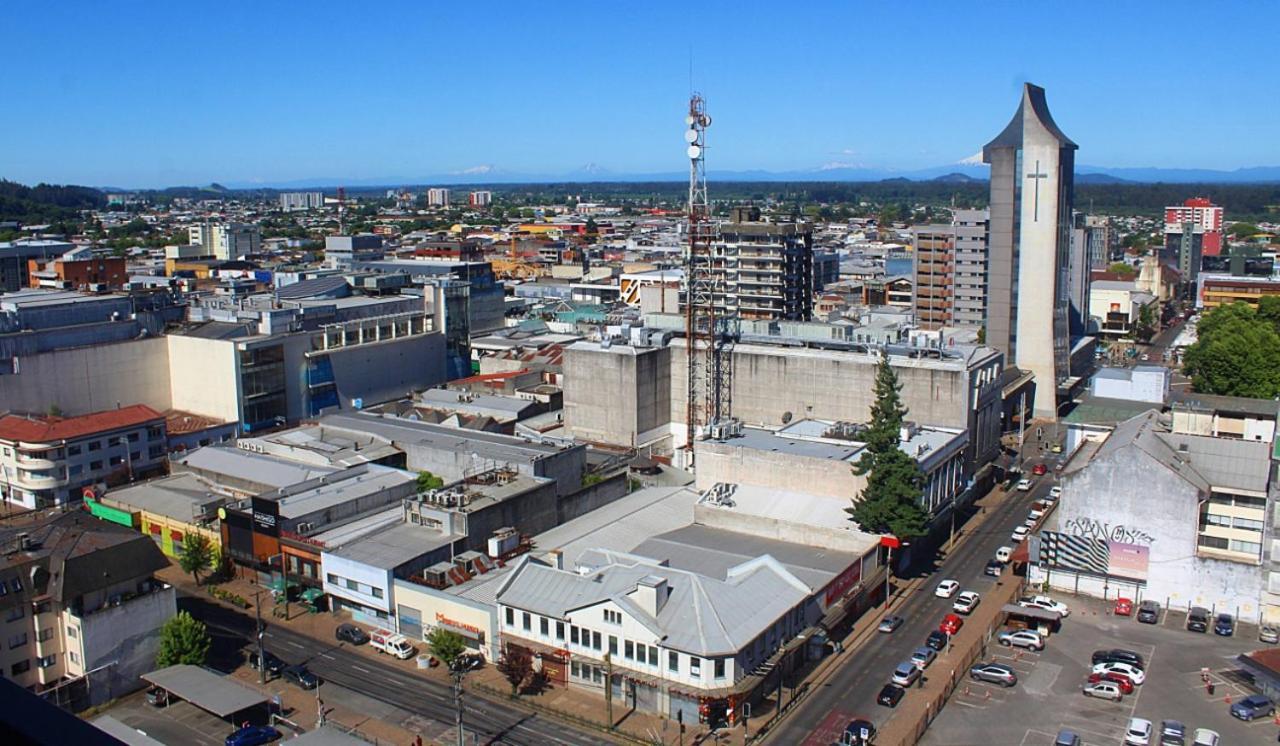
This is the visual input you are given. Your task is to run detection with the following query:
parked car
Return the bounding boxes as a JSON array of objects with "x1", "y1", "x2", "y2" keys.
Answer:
[
  {"x1": 1047, "y1": 485, "x2": 1062, "y2": 500},
  {"x1": 1015, "y1": 479, "x2": 1032, "y2": 491},
  {"x1": 1186, "y1": 606, "x2": 1209, "y2": 632},
  {"x1": 1213, "y1": 613, "x2": 1234, "y2": 637},
  {"x1": 1082, "y1": 681, "x2": 1124, "y2": 701},
  {"x1": 1050, "y1": 443, "x2": 1063, "y2": 454},
  {"x1": 934, "y1": 579, "x2": 960, "y2": 598},
  {"x1": 998, "y1": 629, "x2": 1044, "y2": 651},
  {"x1": 1190, "y1": 728, "x2": 1219, "y2": 746},
  {"x1": 335, "y1": 623, "x2": 369, "y2": 645},
  {"x1": 1124, "y1": 717, "x2": 1153, "y2": 745},
  {"x1": 370, "y1": 628, "x2": 417, "y2": 659},
  {"x1": 1032, "y1": 463, "x2": 1047, "y2": 476},
  {"x1": 1230, "y1": 693, "x2": 1275, "y2": 721},
  {"x1": 910, "y1": 646, "x2": 936, "y2": 670},
  {"x1": 877, "y1": 683, "x2": 905, "y2": 707},
  {"x1": 842, "y1": 719, "x2": 875, "y2": 746},
  {"x1": 1091, "y1": 661, "x2": 1145, "y2": 685},
  {"x1": 984, "y1": 560, "x2": 1003, "y2": 577},
  {"x1": 145, "y1": 686, "x2": 168, "y2": 707},
  {"x1": 452, "y1": 653, "x2": 484, "y2": 672},
  {"x1": 1019, "y1": 595, "x2": 1070, "y2": 617},
  {"x1": 1091, "y1": 649, "x2": 1146, "y2": 670},
  {"x1": 1028, "y1": 507, "x2": 1045, "y2": 521},
  {"x1": 1159, "y1": 720, "x2": 1186, "y2": 746},
  {"x1": 891, "y1": 661, "x2": 920, "y2": 687},
  {"x1": 225, "y1": 726, "x2": 280, "y2": 746},
  {"x1": 1054, "y1": 730, "x2": 1081, "y2": 746},
  {"x1": 1261, "y1": 624, "x2": 1280, "y2": 644},
  {"x1": 953, "y1": 591, "x2": 980, "y2": 615},
  {"x1": 1114, "y1": 597, "x2": 1133, "y2": 616},
  {"x1": 1087, "y1": 671, "x2": 1134, "y2": 694},
  {"x1": 1011, "y1": 526, "x2": 1030, "y2": 543},
  {"x1": 939, "y1": 613, "x2": 963, "y2": 635},
  {"x1": 995, "y1": 546, "x2": 1013, "y2": 563},
  {"x1": 878, "y1": 615, "x2": 905, "y2": 633},
  {"x1": 282, "y1": 665, "x2": 320, "y2": 690},
  {"x1": 247, "y1": 650, "x2": 285, "y2": 676},
  {"x1": 968, "y1": 662, "x2": 1017, "y2": 687},
  {"x1": 925, "y1": 630, "x2": 949, "y2": 651},
  {"x1": 1137, "y1": 600, "x2": 1160, "y2": 624}
]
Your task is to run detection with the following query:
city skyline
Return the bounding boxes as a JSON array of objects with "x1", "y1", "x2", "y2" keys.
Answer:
[{"x1": 3, "y1": 1, "x2": 1278, "y2": 187}]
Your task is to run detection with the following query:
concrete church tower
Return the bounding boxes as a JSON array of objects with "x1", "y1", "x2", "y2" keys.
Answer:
[{"x1": 983, "y1": 83, "x2": 1077, "y2": 418}]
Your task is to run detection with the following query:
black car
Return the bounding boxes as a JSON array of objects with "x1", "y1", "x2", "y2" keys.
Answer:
[
  {"x1": 925, "y1": 630, "x2": 949, "y2": 652},
  {"x1": 335, "y1": 623, "x2": 369, "y2": 645},
  {"x1": 247, "y1": 650, "x2": 285, "y2": 676},
  {"x1": 1214, "y1": 613, "x2": 1234, "y2": 637},
  {"x1": 1137, "y1": 600, "x2": 1160, "y2": 624},
  {"x1": 452, "y1": 653, "x2": 484, "y2": 672},
  {"x1": 841, "y1": 718, "x2": 876, "y2": 745},
  {"x1": 1187, "y1": 607, "x2": 1209, "y2": 633},
  {"x1": 877, "y1": 683, "x2": 905, "y2": 708},
  {"x1": 282, "y1": 665, "x2": 320, "y2": 690},
  {"x1": 984, "y1": 560, "x2": 1003, "y2": 577},
  {"x1": 1091, "y1": 649, "x2": 1146, "y2": 670}
]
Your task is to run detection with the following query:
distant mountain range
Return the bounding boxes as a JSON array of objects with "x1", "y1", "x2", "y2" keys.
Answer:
[{"x1": 206, "y1": 162, "x2": 1280, "y2": 191}]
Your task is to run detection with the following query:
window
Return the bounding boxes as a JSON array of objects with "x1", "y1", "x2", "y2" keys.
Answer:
[
  {"x1": 1233, "y1": 516, "x2": 1265, "y2": 531},
  {"x1": 1198, "y1": 535, "x2": 1229, "y2": 550},
  {"x1": 326, "y1": 573, "x2": 338, "y2": 584},
  {"x1": 1231, "y1": 539, "x2": 1262, "y2": 555},
  {"x1": 37, "y1": 628, "x2": 51, "y2": 643},
  {"x1": 8, "y1": 633, "x2": 27, "y2": 649},
  {"x1": 37, "y1": 655, "x2": 55, "y2": 668},
  {"x1": 127, "y1": 432, "x2": 140, "y2": 443},
  {"x1": 109, "y1": 456, "x2": 122, "y2": 466},
  {"x1": 603, "y1": 609, "x2": 622, "y2": 625},
  {"x1": 505, "y1": 608, "x2": 514, "y2": 626},
  {"x1": 345, "y1": 579, "x2": 358, "y2": 591},
  {"x1": 371, "y1": 587, "x2": 383, "y2": 599},
  {"x1": 570, "y1": 626, "x2": 579, "y2": 645},
  {"x1": 107, "y1": 437, "x2": 121, "y2": 447},
  {"x1": 10, "y1": 660, "x2": 28, "y2": 676},
  {"x1": 5, "y1": 606, "x2": 22, "y2": 622},
  {"x1": 88, "y1": 441, "x2": 101, "y2": 452},
  {"x1": 608, "y1": 636, "x2": 618, "y2": 656},
  {"x1": 11, "y1": 577, "x2": 21, "y2": 593},
  {"x1": 540, "y1": 617, "x2": 549, "y2": 636},
  {"x1": 148, "y1": 445, "x2": 165, "y2": 459},
  {"x1": 69, "y1": 651, "x2": 79, "y2": 665},
  {"x1": 89, "y1": 461, "x2": 102, "y2": 471},
  {"x1": 714, "y1": 658, "x2": 725, "y2": 679},
  {"x1": 130, "y1": 451, "x2": 141, "y2": 462},
  {"x1": 33, "y1": 601, "x2": 49, "y2": 615},
  {"x1": 648, "y1": 646, "x2": 658, "y2": 666},
  {"x1": 592, "y1": 631, "x2": 601, "y2": 650},
  {"x1": 690, "y1": 656, "x2": 701, "y2": 677},
  {"x1": 668, "y1": 652, "x2": 679, "y2": 672},
  {"x1": 522, "y1": 612, "x2": 531, "y2": 631},
  {"x1": 65, "y1": 626, "x2": 76, "y2": 639},
  {"x1": 68, "y1": 465, "x2": 83, "y2": 476},
  {"x1": 624, "y1": 640, "x2": 634, "y2": 660},
  {"x1": 66, "y1": 445, "x2": 81, "y2": 457},
  {"x1": 555, "y1": 621, "x2": 565, "y2": 641}
]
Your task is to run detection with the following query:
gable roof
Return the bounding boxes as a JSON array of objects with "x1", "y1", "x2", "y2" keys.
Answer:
[{"x1": 0, "y1": 405, "x2": 162, "y2": 444}]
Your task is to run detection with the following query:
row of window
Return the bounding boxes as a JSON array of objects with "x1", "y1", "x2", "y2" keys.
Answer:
[
  {"x1": 1198, "y1": 534, "x2": 1262, "y2": 556},
  {"x1": 325, "y1": 573, "x2": 384, "y2": 599},
  {"x1": 1201, "y1": 513, "x2": 1265, "y2": 532},
  {"x1": 7, "y1": 654, "x2": 58, "y2": 677}
]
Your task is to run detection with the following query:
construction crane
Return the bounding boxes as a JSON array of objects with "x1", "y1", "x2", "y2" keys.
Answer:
[{"x1": 682, "y1": 93, "x2": 734, "y2": 463}]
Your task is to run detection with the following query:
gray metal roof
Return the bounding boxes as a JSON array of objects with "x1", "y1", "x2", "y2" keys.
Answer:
[
  {"x1": 177, "y1": 445, "x2": 338, "y2": 488},
  {"x1": 319, "y1": 412, "x2": 573, "y2": 464},
  {"x1": 91, "y1": 716, "x2": 167, "y2": 745},
  {"x1": 531, "y1": 486, "x2": 698, "y2": 569},
  {"x1": 1092, "y1": 410, "x2": 1271, "y2": 494},
  {"x1": 1170, "y1": 390, "x2": 1280, "y2": 419},
  {"x1": 106, "y1": 473, "x2": 225, "y2": 523},
  {"x1": 328, "y1": 521, "x2": 456, "y2": 569},
  {"x1": 287, "y1": 727, "x2": 375, "y2": 746},
  {"x1": 141, "y1": 665, "x2": 268, "y2": 717}
]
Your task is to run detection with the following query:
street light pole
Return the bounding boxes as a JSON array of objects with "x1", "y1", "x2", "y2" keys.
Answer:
[
  {"x1": 451, "y1": 664, "x2": 466, "y2": 746},
  {"x1": 255, "y1": 589, "x2": 266, "y2": 685},
  {"x1": 605, "y1": 652, "x2": 614, "y2": 731}
]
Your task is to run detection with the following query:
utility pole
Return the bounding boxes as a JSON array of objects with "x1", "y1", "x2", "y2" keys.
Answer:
[
  {"x1": 604, "y1": 652, "x2": 614, "y2": 731},
  {"x1": 450, "y1": 661, "x2": 466, "y2": 746},
  {"x1": 884, "y1": 544, "x2": 894, "y2": 606},
  {"x1": 255, "y1": 588, "x2": 266, "y2": 685}
]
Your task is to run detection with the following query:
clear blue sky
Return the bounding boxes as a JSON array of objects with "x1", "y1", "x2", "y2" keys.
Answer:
[{"x1": 3, "y1": 0, "x2": 1275, "y2": 187}]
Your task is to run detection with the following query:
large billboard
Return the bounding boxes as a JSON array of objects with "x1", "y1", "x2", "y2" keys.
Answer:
[{"x1": 1034, "y1": 530, "x2": 1150, "y2": 582}]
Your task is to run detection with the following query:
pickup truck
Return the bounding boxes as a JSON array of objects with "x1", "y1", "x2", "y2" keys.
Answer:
[{"x1": 369, "y1": 628, "x2": 416, "y2": 660}]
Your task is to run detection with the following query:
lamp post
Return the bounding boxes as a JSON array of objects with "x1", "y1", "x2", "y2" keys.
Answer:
[{"x1": 255, "y1": 588, "x2": 266, "y2": 685}]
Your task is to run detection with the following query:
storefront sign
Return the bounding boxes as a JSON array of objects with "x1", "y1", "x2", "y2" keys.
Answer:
[{"x1": 435, "y1": 612, "x2": 483, "y2": 637}]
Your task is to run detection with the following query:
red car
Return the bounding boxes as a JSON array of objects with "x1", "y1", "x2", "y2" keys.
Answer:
[
  {"x1": 1032, "y1": 463, "x2": 1047, "y2": 476},
  {"x1": 940, "y1": 613, "x2": 964, "y2": 635},
  {"x1": 1113, "y1": 597, "x2": 1133, "y2": 616},
  {"x1": 1087, "y1": 671, "x2": 1135, "y2": 694}
]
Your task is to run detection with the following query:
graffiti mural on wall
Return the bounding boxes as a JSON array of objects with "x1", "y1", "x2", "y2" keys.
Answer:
[{"x1": 1063, "y1": 517, "x2": 1154, "y2": 546}]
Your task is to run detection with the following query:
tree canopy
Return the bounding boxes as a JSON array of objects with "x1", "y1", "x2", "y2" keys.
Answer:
[
  {"x1": 156, "y1": 611, "x2": 211, "y2": 667},
  {"x1": 177, "y1": 534, "x2": 215, "y2": 586},
  {"x1": 427, "y1": 627, "x2": 466, "y2": 669},
  {"x1": 497, "y1": 644, "x2": 533, "y2": 695},
  {"x1": 1183, "y1": 301, "x2": 1280, "y2": 398},
  {"x1": 846, "y1": 356, "x2": 929, "y2": 538},
  {"x1": 1108, "y1": 262, "x2": 1137, "y2": 277}
]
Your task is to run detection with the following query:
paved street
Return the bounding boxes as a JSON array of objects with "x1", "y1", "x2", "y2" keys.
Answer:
[
  {"x1": 180, "y1": 593, "x2": 606, "y2": 746},
  {"x1": 768, "y1": 466, "x2": 1057, "y2": 744}
]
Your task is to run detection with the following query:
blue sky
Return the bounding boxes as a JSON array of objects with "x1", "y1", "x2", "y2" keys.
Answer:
[{"x1": 3, "y1": 0, "x2": 1276, "y2": 187}]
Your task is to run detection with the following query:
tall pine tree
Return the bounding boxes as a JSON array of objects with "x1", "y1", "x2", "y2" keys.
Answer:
[{"x1": 846, "y1": 355, "x2": 929, "y2": 538}]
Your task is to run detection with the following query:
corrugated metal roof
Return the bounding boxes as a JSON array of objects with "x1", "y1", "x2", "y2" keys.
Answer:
[{"x1": 141, "y1": 665, "x2": 267, "y2": 717}]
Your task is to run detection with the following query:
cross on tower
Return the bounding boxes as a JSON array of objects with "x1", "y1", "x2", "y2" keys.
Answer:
[{"x1": 1026, "y1": 160, "x2": 1049, "y2": 222}]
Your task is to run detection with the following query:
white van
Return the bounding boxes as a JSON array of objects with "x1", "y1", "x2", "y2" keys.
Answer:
[{"x1": 369, "y1": 628, "x2": 416, "y2": 660}]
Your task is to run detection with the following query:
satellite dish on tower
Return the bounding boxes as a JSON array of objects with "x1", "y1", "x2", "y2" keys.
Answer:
[
  {"x1": 687, "y1": 145, "x2": 702, "y2": 159},
  {"x1": 685, "y1": 115, "x2": 696, "y2": 125},
  {"x1": 684, "y1": 129, "x2": 698, "y2": 144},
  {"x1": 701, "y1": 115, "x2": 712, "y2": 127}
]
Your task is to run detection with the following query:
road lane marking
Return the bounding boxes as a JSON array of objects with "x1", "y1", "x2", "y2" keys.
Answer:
[{"x1": 351, "y1": 664, "x2": 372, "y2": 674}]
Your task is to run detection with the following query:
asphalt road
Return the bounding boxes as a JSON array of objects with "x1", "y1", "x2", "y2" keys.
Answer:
[
  {"x1": 179, "y1": 594, "x2": 605, "y2": 746},
  {"x1": 770, "y1": 472, "x2": 1056, "y2": 745}
]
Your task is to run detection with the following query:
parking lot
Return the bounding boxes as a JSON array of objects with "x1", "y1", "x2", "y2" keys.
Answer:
[
  {"x1": 921, "y1": 592, "x2": 1279, "y2": 745},
  {"x1": 101, "y1": 693, "x2": 229, "y2": 746}
]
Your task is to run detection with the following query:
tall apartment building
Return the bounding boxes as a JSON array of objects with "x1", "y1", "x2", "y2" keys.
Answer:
[
  {"x1": 1084, "y1": 215, "x2": 1114, "y2": 269},
  {"x1": 468, "y1": 191, "x2": 492, "y2": 207},
  {"x1": 1067, "y1": 211, "x2": 1092, "y2": 338},
  {"x1": 1165, "y1": 197, "x2": 1224, "y2": 256},
  {"x1": 427, "y1": 188, "x2": 451, "y2": 207},
  {"x1": 681, "y1": 207, "x2": 813, "y2": 322},
  {"x1": 1167, "y1": 222, "x2": 1204, "y2": 284},
  {"x1": 983, "y1": 83, "x2": 1077, "y2": 417},
  {"x1": 911, "y1": 209, "x2": 989, "y2": 331},
  {"x1": 188, "y1": 221, "x2": 262, "y2": 261},
  {"x1": 279, "y1": 192, "x2": 325, "y2": 211}
]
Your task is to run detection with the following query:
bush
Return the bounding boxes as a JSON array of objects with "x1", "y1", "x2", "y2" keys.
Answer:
[{"x1": 207, "y1": 586, "x2": 250, "y2": 609}]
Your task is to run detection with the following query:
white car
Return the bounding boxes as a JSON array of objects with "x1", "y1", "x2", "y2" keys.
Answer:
[
  {"x1": 953, "y1": 591, "x2": 980, "y2": 615},
  {"x1": 995, "y1": 546, "x2": 1013, "y2": 563},
  {"x1": 1028, "y1": 507, "x2": 1045, "y2": 520},
  {"x1": 1082, "y1": 680, "x2": 1124, "y2": 701},
  {"x1": 1092, "y1": 661, "x2": 1145, "y2": 686},
  {"x1": 934, "y1": 579, "x2": 960, "y2": 598},
  {"x1": 1015, "y1": 479, "x2": 1032, "y2": 491},
  {"x1": 997, "y1": 629, "x2": 1044, "y2": 650},
  {"x1": 1191, "y1": 728, "x2": 1219, "y2": 746},
  {"x1": 891, "y1": 661, "x2": 920, "y2": 687},
  {"x1": 1011, "y1": 526, "x2": 1030, "y2": 543},
  {"x1": 1023, "y1": 517, "x2": 1038, "y2": 529},
  {"x1": 1048, "y1": 486, "x2": 1062, "y2": 500},
  {"x1": 1019, "y1": 595, "x2": 1070, "y2": 617},
  {"x1": 1124, "y1": 717, "x2": 1153, "y2": 745},
  {"x1": 910, "y1": 646, "x2": 936, "y2": 670}
]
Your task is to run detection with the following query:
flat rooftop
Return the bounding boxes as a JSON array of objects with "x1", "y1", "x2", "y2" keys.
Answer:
[
  {"x1": 268, "y1": 465, "x2": 414, "y2": 520},
  {"x1": 0, "y1": 288, "x2": 121, "y2": 310},
  {"x1": 328, "y1": 520, "x2": 458, "y2": 569},
  {"x1": 319, "y1": 412, "x2": 576, "y2": 463},
  {"x1": 105, "y1": 473, "x2": 225, "y2": 522},
  {"x1": 176, "y1": 445, "x2": 338, "y2": 488},
  {"x1": 531, "y1": 485, "x2": 699, "y2": 569}
]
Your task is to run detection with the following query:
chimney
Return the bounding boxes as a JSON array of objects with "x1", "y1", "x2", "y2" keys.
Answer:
[
  {"x1": 546, "y1": 549, "x2": 564, "y2": 570},
  {"x1": 631, "y1": 575, "x2": 668, "y2": 617}
]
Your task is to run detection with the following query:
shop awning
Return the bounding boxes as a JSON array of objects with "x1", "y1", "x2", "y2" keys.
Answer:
[
  {"x1": 267, "y1": 577, "x2": 300, "y2": 593},
  {"x1": 299, "y1": 588, "x2": 324, "y2": 603}
]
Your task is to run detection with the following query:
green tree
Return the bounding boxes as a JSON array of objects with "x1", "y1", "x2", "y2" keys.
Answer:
[
  {"x1": 1107, "y1": 262, "x2": 1137, "y2": 277},
  {"x1": 426, "y1": 628, "x2": 467, "y2": 669},
  {"x1": 1256, "y1": 295, "x2": 1280, "y2": 333},
  {"x1": 1134, "y1": 303, "x2": 1157, "y2": 342},
  {"x1": 1183, "y1": 303, "x2": 1280, "y2": 398},
  {"x1": 178, "y1": 534, "x2": 215, "y2": 586},
  {"x1": 1229, "y1": 222, "x2": 1260, "y2": 238},
  {"x1": 496, "y1": 643, "x2": 533, "y2": 695},
  {"x1": 156, "y1": 611, "x2": 211, "y2": 667},
  {"x1": 845, "y1": 357, "x2": 929, "y2": 538},
  {"x1": 975, "y1": 327, "x2": 986, "y2": 345},
  {"x1": 416, "y1": 470, "x2": 444, "y2": 492}
]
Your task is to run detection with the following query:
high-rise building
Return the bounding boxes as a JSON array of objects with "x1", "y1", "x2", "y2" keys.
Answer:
[
  {"x1": 983, "y1": 83, "x2": 1077, "y2": 417},
  {"x1": 1165, "y1": 198, "x2": 1223, "y2": 256},
  {"x1": 468, "y1": 190, "x2": 492, "y2": 207},
  {"x1": 279, "y1": 191, "x2": 325, "y2": 211},
  {"x1": 912, "y1": 209, "x2": 989, "y2": 331},
  {"x1": 1167, "y1": 222, "x2": 1204, "y2": 284},
  {"x1": 1084, "y1": 215, "x2": 1114, "y2": 269},
  {"x1": 188, "y1": 221, "x2": 261, "y2": 261},
  {"x1": 427, "y1": 188, "x2": 451, "y2": 207},
  {"x1": 1067, "y1": 211, "x2": 1092, "y2": 338},
  {"x1": 680, "y1": 207, "x2": 813, "y2": 322}
]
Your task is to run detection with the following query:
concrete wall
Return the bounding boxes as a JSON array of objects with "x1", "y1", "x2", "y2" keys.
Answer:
[
  {"x1": 167, "y1": 334, "x2": 241, "y2": 423},
  {"x1": 557, "y1": 472, "x2": 629, "y2": 524},
  {"x1": 2, "y1": 337, "x2": 172, "y2": 416},
  {"x1": 77, "y1": 584, "x2": 176, "y2": 705},
  {"x1": 694, "y1": 503, "x2": 875, "y2": 555},
  {"x1": 695, "y1": 440, "x2": 860, "y2": 499},
  {"x1": 458, "y1": 480, "x2": 560, "y2": 553},
  {"x1": 322, "y1": 551, "x2": 395, "y2": 618},
  {"x1": 563, "y1": 344, "x2": 671, "y2": 447},
  {"x1": 401, "y1": 442, "x2": 584, "y2": 498},
  {"x1": 392, "y1": 579, "x2": 500, "y2": 659},
  {"x1": 324, "y1": 331, "x2": 447, "y2": 415}
]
